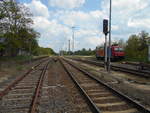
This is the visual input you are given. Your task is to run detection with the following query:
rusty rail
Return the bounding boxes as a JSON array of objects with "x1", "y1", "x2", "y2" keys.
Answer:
[
  {"x1": 0, "y1": 60, "x2": 46, "y2": 99},
  {"x1": 29, "y1": 60, "x2": 50, "y2": 113}
]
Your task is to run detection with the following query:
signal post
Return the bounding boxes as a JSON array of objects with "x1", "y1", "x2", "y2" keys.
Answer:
[{"x1": 103, "y1": 19, "x2": 109, "y2": 71}]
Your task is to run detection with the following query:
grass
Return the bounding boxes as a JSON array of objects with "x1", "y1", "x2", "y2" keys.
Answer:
[
  {"x1": 0, "y1": 56, "x2": 33, "y2": 72},
  {"x1": 16, "y1": 65, "x2": 23, "y2": 71},
  {"x1": 0, "y1": 56, "x2": 35, "y2": 77},
  {"x1": 0, "y1": 56, "x2": 33, "y2": 63}
]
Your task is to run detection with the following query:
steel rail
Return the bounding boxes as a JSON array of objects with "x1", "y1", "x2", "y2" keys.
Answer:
[
  {"x1": 69, "y1": 58, "x2": 150, "y2": 78},
  {"x1": 0, "y1": 58, "x2": 48, "y2": 99},
  {"x1": 63, "y1": 58, "x2": 150, "y2": 113},
  {"x1": 59, "y1": 59, "x2": 101, "y2": 113},
  {"x1": 29, "y1": 60, "x2": 50, "y2": 113},
  {"x1": 122, "y1": 62, "x2": 150, "y2": 70}
]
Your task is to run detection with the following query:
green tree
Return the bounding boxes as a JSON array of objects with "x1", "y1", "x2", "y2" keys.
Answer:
[
  {"x1": 37, "y1": 47, "x2": 56, "y2": 55},
  {"x1": 74, "y1": 48, "x2": 95, "y2": 56},
  {"x1": 125, "y1": 35, "x2": 139, "y2": 58},
  {"x1": 125, "y1": 31, "x2": 149, "y2": 62},
  {"x1": 138, "y1": 31, "x2": 148, "y2": 50},
  {"x1": 0, "y1": 0, "x2": 39, "y2": 56}
]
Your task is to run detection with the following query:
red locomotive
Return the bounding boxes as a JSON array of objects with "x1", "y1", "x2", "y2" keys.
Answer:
[{"x1": 96, "y1": 45, "x2": 125, "y2": 60}]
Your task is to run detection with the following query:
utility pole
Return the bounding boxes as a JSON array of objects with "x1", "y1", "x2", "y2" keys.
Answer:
[
  {"x1": 68, "y1": 39, "x2": 71, "y2": 55},
  {"x1": 108, "y1": 0, "x2": 112, "y2": 72},
  {"x1": 72, "y1": 26, "x2": 75, "y2": 55}
]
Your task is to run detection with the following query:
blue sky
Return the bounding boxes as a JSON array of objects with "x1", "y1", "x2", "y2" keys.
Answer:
[{"x1": 20, "y1": 0, "x2": 150, "y2": 52}]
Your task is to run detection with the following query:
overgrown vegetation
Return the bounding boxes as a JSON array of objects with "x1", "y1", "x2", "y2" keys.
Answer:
[
  {"x1": 36, "y1": 47, "x2": 56, "y2": 56},
  {"x1": 113, "y1": 31, "x2": 150, "y2": 62},
  {"x1": 0, "y1": 0, "x2": 55, "y2": 57},
  {"x1": 74, "y1": 48, "x2": 95, "y2": 55},
  {"x1": 0, "y1": 55, "x2": 32, "y2": 63},
  {"x1": 60, "y1": 48, "x2": 95, "y2": 56}
]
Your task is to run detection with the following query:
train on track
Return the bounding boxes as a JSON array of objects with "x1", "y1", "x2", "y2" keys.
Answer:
[{"x1": 96, "y1": 45, "x2": 125, "y2": 60}]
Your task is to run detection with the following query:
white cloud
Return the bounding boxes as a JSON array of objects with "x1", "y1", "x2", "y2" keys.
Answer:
[
  {"x1": 86, "y1": 36, "x2": 105, "y2": 46},
  {"x1": 49, "y1": 0, "x2": 85, "y2": 9},
  {"x1": 128, "y1": 18, "x2": 150, "y2": 28},
  {"x1": 32, "y1": 16, "x2": 73, "y2": 51},
  {"x1": 102, "y1": 0, "x2": 149, "y2": 16},
  {"x1": 112, "y1": 0, "x2": 149, "y2": 15},
  {"x1": 24, "y1": 0, "x2": 150, "y2": 52},
  {"x1": 76, "y1": 29, "x2": 100, "y2": 38},
  {"x1": 101, "y1": 0, "x2": 150, "y2": 39},
  {"x1": 112, "y1": 25, "x2": 119, "y2": 31},
  {"x1": 33, "y1": 16, "x2": 71, "y2": 38},
  {"x1": 52, "y1": 10, "x2": 105, "y2": 50},
  {"x1": 25, "y1": 0, "x2": 50, "y2": 18},
  {"x1": 56, "y1": 10, "x2": 104, "y2": 30}
]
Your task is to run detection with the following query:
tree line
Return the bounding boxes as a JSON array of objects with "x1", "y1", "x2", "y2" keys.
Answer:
[
  {"x1": 60, "y1": 48, "x2": 95, "y2": 56},
  {"x1": 0, "y1": 0, "x2": 55, "y2": 57},
  {"x1": 120, "y1": 31, "x2": 150, "y2": 62}
]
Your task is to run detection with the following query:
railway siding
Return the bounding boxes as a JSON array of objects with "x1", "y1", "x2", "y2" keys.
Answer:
[
  {"x1": 66, "y1": 57, "x2": 150, "y2": 107},
  {"x1": 61, "y1": 58, "x2": 150, "y2": 113}
]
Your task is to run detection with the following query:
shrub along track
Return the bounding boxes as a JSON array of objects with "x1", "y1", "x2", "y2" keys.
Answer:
[
  {"x1": 0, "y1": 58, "x2": 50, "y2": 113},
  {"x1": 60, "y1": 58, "x2": 150, "y2": 113}
]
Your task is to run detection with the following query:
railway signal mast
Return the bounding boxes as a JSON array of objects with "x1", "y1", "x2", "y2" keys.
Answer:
[
  {"x1": 108, "y1": 0, "x2": 112, "y2": 72},
  {"x1": 103, "y1": 0, "x2": 112, "y2": 72},
  {"x1": 103, "y1": 19, "x2": 109, "y2": 70}
]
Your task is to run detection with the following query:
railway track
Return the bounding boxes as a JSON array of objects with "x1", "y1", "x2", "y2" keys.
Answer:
[
  {"x1": 60, "y1": 58, "x2": 150, "y2": 113},
  {"x1": 121, "y1": 62, "x2": 150, "y2": 71},
  {"x1": 50, "y1": 58, "x2": 93, "y2": 113},
  {"x1": 68, "y1": 58, "x2": 150, "y2": 78},
  {"x1": 0, "y1": 58, "x2": 50, "y2": 113}
]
